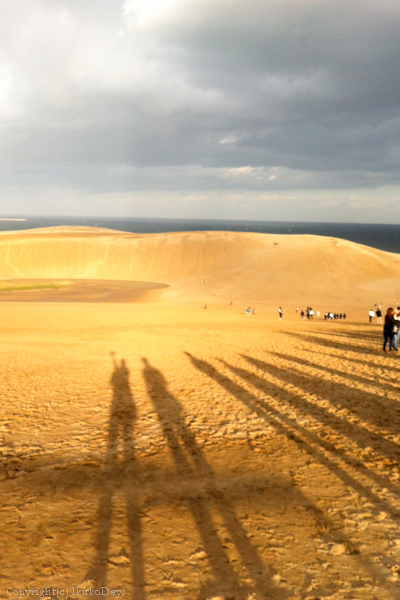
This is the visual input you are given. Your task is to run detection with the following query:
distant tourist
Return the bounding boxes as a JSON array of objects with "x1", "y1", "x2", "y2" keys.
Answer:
[
  {"x1": 252, "y1": 307, "x2": 256, "y2": 314},
  {"x1": 300, "y1": 310, "x2": 305, "y2": 319},
  {"x1": 369, "y1": 309, "x2": 375, "y2": 323},
  {"x1": 278, "y1": 307, "x2": 283, "y2": 320},
  {"x1": 376, "y1": 306, "x2": 382, "y2": 325},
  {"x1": 383, "y1": 307, "x2": 396, "y2": 352},
  {"x1": 247, "y1": 306, "x2": 251, "y2": 316}
]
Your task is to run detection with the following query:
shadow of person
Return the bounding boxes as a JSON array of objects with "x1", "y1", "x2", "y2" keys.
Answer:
[
  {"x1": 186, "y1": 351, "x2": 397, "y2": 516},
  {"x1": 87, "y1": 354, "x2": 146, "y2": 599},
  {"x1": 141, "y1": 357, "x2": 282, "y2": 600},
  {"x1": 184, "y1": 353, "x2": 400, "y2": 584}
]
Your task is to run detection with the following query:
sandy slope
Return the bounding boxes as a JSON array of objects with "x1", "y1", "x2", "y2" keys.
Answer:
[
  {"x1": 0, "y1": 228, "x2": 400, "y2": 599},
  {"x1": 0, "y1": 227, "x2": 399, "y2": 310}
]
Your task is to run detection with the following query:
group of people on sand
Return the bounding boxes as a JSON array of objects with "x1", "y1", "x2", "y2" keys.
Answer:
[
  {"x1": 300, "y1": 307, "x2": 315, "y2": 319},
  {"x1": 296, "y1": 307, "x2": 318, "y2": 319},
  {"x1": 295, "y1": 307, "x2": 347, "y2": 320},
  {"x1": 382, "y1": 306, "x2": 400, "y2": 352},
  {"x1": 324, "y1": 312, "x2": 347, "y2": 320}
]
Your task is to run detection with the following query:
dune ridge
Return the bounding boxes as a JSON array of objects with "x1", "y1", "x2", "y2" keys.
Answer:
[{"x1": 0, "y1": 226, "x2": 399, "y2": 306}]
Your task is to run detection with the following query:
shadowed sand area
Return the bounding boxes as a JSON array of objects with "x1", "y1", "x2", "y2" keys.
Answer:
[
  {"x1": 0, "y1": 279, "x2": 168, "y2": 303},
  {"x1": 0, "y1": 227, "x2": 400, "y2": 599}
]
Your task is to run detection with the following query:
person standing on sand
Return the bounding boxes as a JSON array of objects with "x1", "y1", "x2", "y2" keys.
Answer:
[
  {"x1": 383, "y1": 307, "x2": 396, "y2": 352},
  {"x1": 393, "y1": 307, "x2": 400, "y2": 351},
  {"x1": 278, "y1": 307, "x2": 283, "y2": 320},
  {"x1": 369, "y1": 309, "x2": 375, "y2": 323},
  {"x1": 376, "y1": 306, "x2": 382, "y2": 325}
]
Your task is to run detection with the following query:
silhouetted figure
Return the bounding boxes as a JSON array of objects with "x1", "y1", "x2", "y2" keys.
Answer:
[
  {"x1": 142, "y1": 357, "x2": 275, "y2": 600},
  {"x1": 90, "y1": 354, "x2": 145, "y2": 599}
]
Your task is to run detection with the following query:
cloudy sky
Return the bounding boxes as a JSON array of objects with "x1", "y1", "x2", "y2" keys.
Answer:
[{"x1": 1, "y1": 0, "x2": 400, "y2": 222}]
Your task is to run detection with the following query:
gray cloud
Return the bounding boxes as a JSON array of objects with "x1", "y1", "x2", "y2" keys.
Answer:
[{"x1": 1, "y1": 0, "x2": 400, "y2": 220}]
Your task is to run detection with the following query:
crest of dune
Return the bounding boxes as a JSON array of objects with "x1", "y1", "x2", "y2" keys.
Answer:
[{"x1": 0, "y1": 226, "x2": 398, "y2": 305}]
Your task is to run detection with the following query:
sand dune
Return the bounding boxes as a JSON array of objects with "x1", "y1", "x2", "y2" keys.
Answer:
[
  {"x1": 0, "y1": 226, "x2": 399, "y2": 309},
  {"x1": 1, "y1": 227, "x2": 400, "y2": 598}
]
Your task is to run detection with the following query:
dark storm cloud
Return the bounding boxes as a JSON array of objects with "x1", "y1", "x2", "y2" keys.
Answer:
[
  {"x1": 140, "y1": 0, "x2": 400, "y2": 173},
  {"x1": 1, "y1": 0, "x2": 400, "y2": 218}
]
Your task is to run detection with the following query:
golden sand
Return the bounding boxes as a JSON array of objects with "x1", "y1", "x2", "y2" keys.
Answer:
[{"x1": 0, "y1": 228, "x2": 399, "y2": 599}]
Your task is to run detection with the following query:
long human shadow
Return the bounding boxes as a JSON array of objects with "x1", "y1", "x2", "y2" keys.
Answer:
[
  {"x1": 330, "y1": 331, "x2": 382, "y2": 342},
  {"x1": 302, "y1": 328, "x2": 381, "y2": 342},
  {"x1": 272, "y1": 350, "x2": 399, "y2": 393},
  {"x1": 284, "y1": 331, "x2": 386, "y2": 357},
  {"x1": 86, "y1": 354, "x2": 145, "y2": 599},
  {"x1": 141, "y1": 357, "x2": 285, "y2": 600},
  {"x1": 229, "y1": 356, "x2": 400, "y2": 500},
  {"x1": 184, "y1": 354, "x2": 400, "y2": 588},
  {"x1": 300, "y1": 346, "x2": 399, "y2": 376},
  {"x1": 185, "y1": 352, "x2": 400, "y2": 524},
  {"x1": 242, "y1": 353, "x2": 400, "y2": 442},
  {"x1": 247, "y1": 353, "x2": 400, "y2": 456}
]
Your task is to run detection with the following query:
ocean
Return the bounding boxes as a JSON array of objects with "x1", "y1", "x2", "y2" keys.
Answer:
[{"x1": 0, "y1": 216, "x2": 399, "y2": 254}]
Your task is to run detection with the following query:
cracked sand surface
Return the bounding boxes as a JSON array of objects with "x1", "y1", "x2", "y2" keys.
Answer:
[{"x1": 0, "y1": 302, "x2": 399, "y2": 600}]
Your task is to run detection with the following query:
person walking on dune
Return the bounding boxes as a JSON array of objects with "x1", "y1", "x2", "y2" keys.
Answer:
[
  {"x1": 278, "y1": 307, "x2": 283, "y2": 320},
  {"x1": 383, "y1": 307, "x2": 396, "y2": 352},
  {"x1": 369, "y1": 309, "x2": 375, "y2": 323},
  {"x1": 393, "y1": 307, "x2": 400, "y2": 351}
]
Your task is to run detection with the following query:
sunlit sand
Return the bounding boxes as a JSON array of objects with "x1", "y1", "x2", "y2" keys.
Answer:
[{"x1": 0, "y1": 227, "x2": 399, "y2": 599}]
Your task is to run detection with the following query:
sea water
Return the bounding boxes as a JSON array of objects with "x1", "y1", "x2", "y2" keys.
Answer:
[{"x1": 0, "y1": 216, "x2": 399, "y2": 254}]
